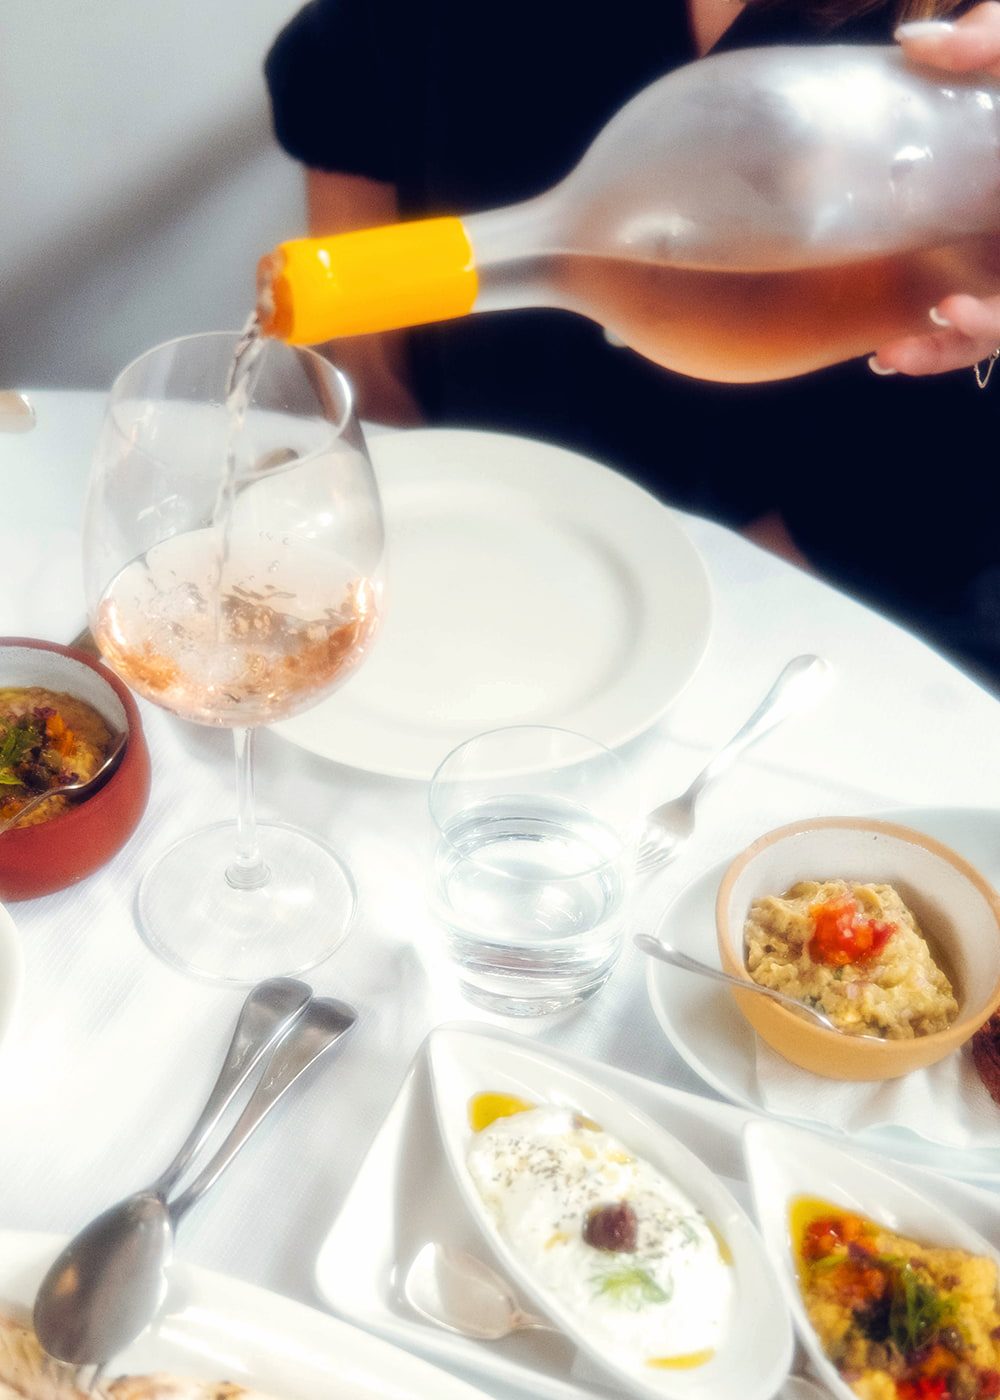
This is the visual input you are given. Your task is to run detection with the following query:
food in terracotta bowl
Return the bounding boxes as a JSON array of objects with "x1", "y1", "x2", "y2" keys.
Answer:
[
  {"x1": 744, "y1": 878, "x2": 958, "y2": 1041},
  {"x1": 0, "y1": 687, "x2": 117, "y2": 830},
  {"x1": 0, "y1": 639, "x2": 151, "y2": 900},
  {"x1": 715, "y1": 818, "x2": 1000, "y2": 1081}
]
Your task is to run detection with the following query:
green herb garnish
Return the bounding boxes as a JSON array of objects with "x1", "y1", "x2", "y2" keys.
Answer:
[
  {"x1": 0, "y1": 714, "x2": 42, "y2": 786},
  {"x1": 887, "y1": 1264, "x2": 953, "y2": 1356},
  {"x1": 591, "y1": 1264, "x2": 671, "y2": 1309}
]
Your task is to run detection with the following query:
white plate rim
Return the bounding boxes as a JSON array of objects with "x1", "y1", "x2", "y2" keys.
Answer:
[
  {"x1": 0, "y1": 1229, "x2": 491, "y2": 1399},
  {"x1": 272, "y1": 427, "x2": 712, "y2": 779},
  {"x1": 644, "y1": 803, "x2": 1000, "y2": 1181}
]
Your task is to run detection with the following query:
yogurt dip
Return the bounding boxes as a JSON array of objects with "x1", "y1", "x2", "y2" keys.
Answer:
[{"x1": 465, "y1": 1098, "x2": 733, "y2": 1369}]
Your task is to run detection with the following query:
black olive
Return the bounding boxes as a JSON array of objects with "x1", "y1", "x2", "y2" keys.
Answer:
[{"x1": 583, "y1": 1202, "x2": 638, "y2": 1253}]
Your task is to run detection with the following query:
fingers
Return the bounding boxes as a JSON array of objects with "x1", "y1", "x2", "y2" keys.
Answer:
[
  {"x1": 872, "y1": 295, "x2": 1000, "y2": 376},
  {"x1": 880, "y1": 8, "x2": 1000, "y2": 378},
  {"x1": 896, "y1": 1, "x2": 1000, "y2": 77}
]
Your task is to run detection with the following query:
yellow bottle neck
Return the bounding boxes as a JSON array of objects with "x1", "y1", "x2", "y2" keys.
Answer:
[{"x1": 258, "y1": 217, "x2": 479, "y2": 345}]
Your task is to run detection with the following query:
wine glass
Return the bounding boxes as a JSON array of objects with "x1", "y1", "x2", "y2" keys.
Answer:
[{"x1": 83, "y1": 331, "x2": 384, "y2": 983}]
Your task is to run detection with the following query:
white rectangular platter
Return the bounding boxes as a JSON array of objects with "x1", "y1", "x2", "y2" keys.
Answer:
[{"x1": 316, "y1": 1020, "x2": 1000, "y2": 1400}]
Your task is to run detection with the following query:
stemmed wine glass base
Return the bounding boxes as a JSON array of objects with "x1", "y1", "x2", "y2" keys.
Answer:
[{"x1": 136, "y1": 820, "x2": 357, "y2": 984}]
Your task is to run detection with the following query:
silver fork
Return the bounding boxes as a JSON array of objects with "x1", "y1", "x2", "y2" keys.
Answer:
[{"x1": 636, "y1": 655, "x2": 832, "y2": 875}]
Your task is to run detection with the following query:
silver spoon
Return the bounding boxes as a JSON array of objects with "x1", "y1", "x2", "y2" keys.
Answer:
[
  {"x1": 0, "y1": 391, "x2": 36, "y2": 433},
  {"x1": 0, "y1": 730, "x2": 128, "y2": 836},
  {"x1": 32, "y1": 977, "x2": 312, "y2": 1365},
  {"x1": 404, "y1": 1244, "x2": 827, "y2": 1398},
  {"x1": 634, "y1": 933, "x2": 882, "y2": 1037},
  {"x1": 403, "y1": 1243, "x2": 554, "y2": 1340},
  {"x1": 34, "y1": 993, "x2": 356, "y2": 1370},
  {"x1": 636, "y1": 656, "x2": 832, "y2": 874}
]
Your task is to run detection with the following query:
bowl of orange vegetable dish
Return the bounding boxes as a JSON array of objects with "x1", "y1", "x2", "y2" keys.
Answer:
[
  {"x1": 0, "y1": 638, "x2": 150, "y2": 900},
  {"x1": 716, "y1": 818, "x2": 1000, "y2": 1080},
  {"x1": 795, "y1": 1199, "x2": 1000, "y2": 1400}
]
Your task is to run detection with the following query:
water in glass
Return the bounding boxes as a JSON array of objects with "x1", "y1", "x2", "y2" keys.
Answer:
[{"x1": 434, "y1": 795, "x2": 629, "y2": 1016}]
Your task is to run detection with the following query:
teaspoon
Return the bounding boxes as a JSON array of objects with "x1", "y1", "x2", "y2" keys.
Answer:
[
  {"x1": 403, "y1": 1243, "x2": 553, "y2": 1340},
  {"x1": 34, "y1": 993, "x2": 355, "y2": 1370},
  {"x1": 404, "y1": 1242, "x2": 830, "y2": 1400},
  {"x1": 634, "y1": 933, "x2": 882, "y2": 1037},
  {"x1": 0, "y1": 730, "x2": 128, "y2": 836}
]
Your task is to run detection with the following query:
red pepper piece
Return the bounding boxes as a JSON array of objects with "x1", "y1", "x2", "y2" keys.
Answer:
[{"x1": 808, "y1": 894, "x2": 895, "y2": 967}]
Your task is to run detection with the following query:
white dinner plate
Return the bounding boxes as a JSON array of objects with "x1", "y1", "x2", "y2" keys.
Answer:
[
  {"x1": 645, "y1": 805, "x2": 1000, "y2": 1183},
  {"x1": 0, "y1": 1230, "x2": 491, "y2": 1399},
  {"x1": 0, "y1": 903, "x2": 22, "y2": 1061},
  {"x1": 272, "y1": 428, "x2": 712, "y2": 779}
]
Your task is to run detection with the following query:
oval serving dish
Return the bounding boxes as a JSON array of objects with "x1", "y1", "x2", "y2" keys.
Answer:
[
  {"x1": 744, "y1": 1118, "x2": 1000, "y2": 1400},
  {"x1": 0, "y1": 638, "x2": 150, "y2": 900},
  {"x1": 427, "y1": 1025, "x2": 793, "y2": 1400}
]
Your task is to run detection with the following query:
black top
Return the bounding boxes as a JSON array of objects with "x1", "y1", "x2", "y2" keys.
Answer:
[{"x1": 265, "y1": 1, "x2": 1000, "y2": 689}]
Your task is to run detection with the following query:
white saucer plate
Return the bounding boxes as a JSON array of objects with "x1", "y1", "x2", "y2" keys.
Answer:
[
  {"x1": 312, "y1": 1023, "x2": 1000, "y2": 1400},
  {"x1": 645, "y1": 805, "x2": 1000, "y2": 1182},
  {"x1": 273, "y1": 428, "x2": 712, "y2": 779},
  {"x1": 744, "y1": 1120, "x2": 1000, "y2": 1400},
  {"x1": 0, "y1": 1230, "x2": 490, "y2": 1399}
]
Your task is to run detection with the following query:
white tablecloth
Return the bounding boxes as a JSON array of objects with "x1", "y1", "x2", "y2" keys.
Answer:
[{"x1": 3, "y1": 391, "x2": 1000, "y2": 1384}]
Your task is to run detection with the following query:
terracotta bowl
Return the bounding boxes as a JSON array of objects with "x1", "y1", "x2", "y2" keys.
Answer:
[
  {"x1": 715, "y1": 817, "x2": 1000, "y2": 1081},
  {"x1": 0, "y1": 638, "x2": 151, "y2": 901}
]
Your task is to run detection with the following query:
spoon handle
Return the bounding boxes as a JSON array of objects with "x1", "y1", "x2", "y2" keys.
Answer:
[
  {"x1": 168, "y1": 997, "x2": 357, "y2": 1220},
  {"x1": 633, "y1": 934, "x2": 832, "y2": 1028},
  {"x1": 511, "y1": 1309, "x2": 557, "y2": 1333},
  {"x1": 0, "y1": 788, "x2": 58, "y2": 833},
  {"x1": 684, "y1": 655, "x2": 831, "y2": 807},
  {"x1": 150, "y1": 978, "x2": 311, "y2": 1196}
]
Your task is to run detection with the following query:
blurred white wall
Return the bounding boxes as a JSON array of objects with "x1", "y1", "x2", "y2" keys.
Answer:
[{"x1": 0, "y1": 0, "x2": 306, "y2": 389}]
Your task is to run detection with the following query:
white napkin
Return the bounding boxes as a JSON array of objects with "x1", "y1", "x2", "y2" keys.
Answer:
[{"x1": 755, "y1": 1038, "x2": 1000, "y2": 1150}]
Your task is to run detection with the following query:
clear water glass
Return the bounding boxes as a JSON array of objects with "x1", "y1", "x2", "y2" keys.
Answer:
[{"x1": 428, "y1": 726, "x2": 637, "y2": 1016}]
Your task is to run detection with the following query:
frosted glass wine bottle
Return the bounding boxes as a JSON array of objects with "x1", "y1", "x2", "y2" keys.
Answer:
[{"x1": 257, "y1": 45, "x2": 1000, "y2": 383}]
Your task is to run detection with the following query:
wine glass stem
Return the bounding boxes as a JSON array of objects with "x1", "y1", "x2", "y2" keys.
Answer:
[{"x1": 227, "y1": 727, "x2": 270, "y2": 891}]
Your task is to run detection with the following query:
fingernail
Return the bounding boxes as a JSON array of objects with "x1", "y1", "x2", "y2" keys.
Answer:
[
  {"x1": 895, "y1": 19, "x2": 955, "y2": 38},
  {"x1": 929, "y1": 306, "x2": 952, "y2": 327},
  {"x1": 868, "y1": 356, "x2": 898, "y2": 377}
]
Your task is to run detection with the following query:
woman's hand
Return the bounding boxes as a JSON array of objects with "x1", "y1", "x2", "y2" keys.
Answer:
[{"x1": 871, "y1": 2, "x2": 1000, "y2": 376}]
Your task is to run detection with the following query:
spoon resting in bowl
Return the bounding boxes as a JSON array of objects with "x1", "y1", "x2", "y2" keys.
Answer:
[
  {"x1": 404, "y1": 1240, "x2": 828, "y2": 1400},
  {"x1": 403, "y1": 1243, "x2": 555, "y2": 1340},
  {"x1": 0, "y1": 729, "x2": 127, "y2": 835},
  {"x1": 634, "y1": 934, "x2": 883, "y2": 1038}
]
